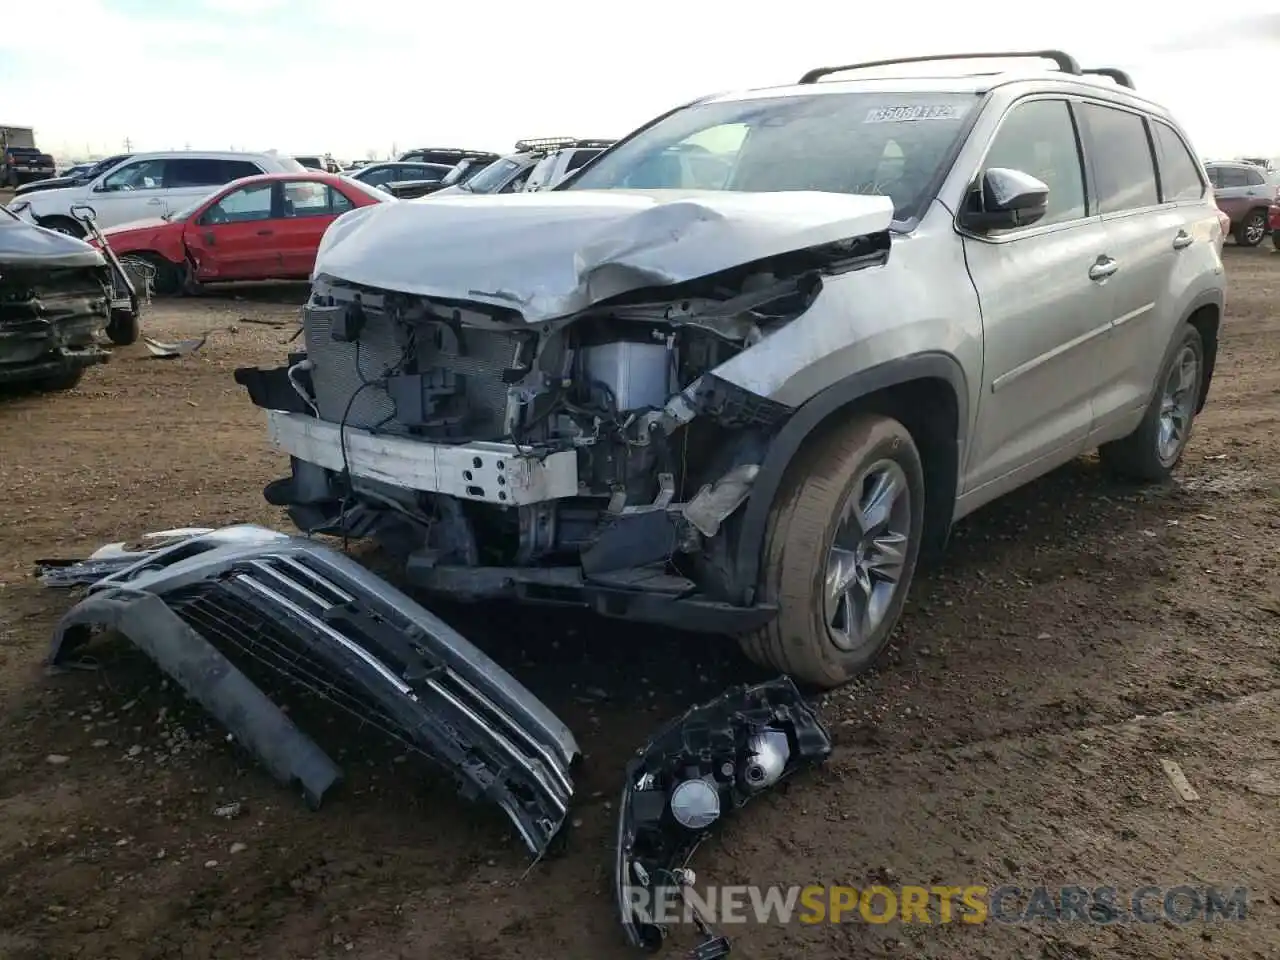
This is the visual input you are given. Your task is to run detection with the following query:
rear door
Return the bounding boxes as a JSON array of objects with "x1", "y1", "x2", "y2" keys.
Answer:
[
  {"x1": 183, "y1": 181, "x2": 280, "y2": 281},
  {"x1": 1071, "y1": 101, "x2": 1175, "y2": 432},
  {"x1": 961, "y1": 96, "x2": 1113, "y2": 491},
  {"x1": 275, "y1": 181, "x2": 354, "y2": 276},
  {"x1": 1087, "y1": 115, "x2": 1216, "y2": 437}
]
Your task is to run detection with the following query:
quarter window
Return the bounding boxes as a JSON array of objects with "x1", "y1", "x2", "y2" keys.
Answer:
[
  {"x1": 980, "y1": 99, "x2": 1087, "y2": 229},
  {"x1": 1079, "y1": 104, "x2": 1159, "y2": 214},
  {"x1": 1216, "y1": 166, "x2": 1250, "y2": 188},
  {"x1": 1151, "y1": 123, "x2": 1205, "y2": 202}
]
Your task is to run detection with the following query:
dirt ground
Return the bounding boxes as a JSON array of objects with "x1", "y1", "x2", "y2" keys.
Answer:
[{"x1": 0, "y1": 244, "x2": 1278, "y2": 960}]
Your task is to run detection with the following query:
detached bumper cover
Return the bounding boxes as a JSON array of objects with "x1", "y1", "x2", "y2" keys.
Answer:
[
  {"x1": 616, "y1": 677, "x2": 832, "y2": 954},
  {"x1": 45, "y1": 524, "x2": 579, "y2": 856}
]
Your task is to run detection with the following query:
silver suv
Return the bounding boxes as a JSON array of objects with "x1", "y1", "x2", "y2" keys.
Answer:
[{"x1": 238, "y1": 50, "x2": 1226, "y2": 689}]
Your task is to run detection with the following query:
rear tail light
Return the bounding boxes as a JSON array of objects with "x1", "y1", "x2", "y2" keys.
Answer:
[{"x1": 1216, "y1": 208, "x2": 1230, "y2": 236}]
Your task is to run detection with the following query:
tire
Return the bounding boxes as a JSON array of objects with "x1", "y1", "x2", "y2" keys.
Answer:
[
  {"x1": 129, "y1": 252, "x2": 184, "y2": 296},
  {"x1": 35, "y1": 367, "x2": 85, "y2": 392},
  {"x1": 39, "y1": 216, "x2": 85, "y2": 239},
  {"x1": 739, "y1": 413, "x2": 926, "y2": 689},
  {"x1": 106, "y1": 308, "x2": 140, "y2": 346},
  {"x1": 1233, "y1": 208, "x2": 1267, "y2": 247},
  {"x1": 1098, "y1": 323, "x2": 1204, "y2": 482}
]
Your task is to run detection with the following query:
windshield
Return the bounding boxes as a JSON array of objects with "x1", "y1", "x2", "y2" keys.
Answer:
[
  {"x1": 565, "y1": 90, "x2": 979, "y2": 220},
  {"x1": 459, "y1": 156, "x2": 526, "y2": 193}
]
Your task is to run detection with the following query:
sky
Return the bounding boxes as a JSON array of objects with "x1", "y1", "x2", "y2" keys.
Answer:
[{"x1": 3, "y1": 0, "x2": 1278, "y2": 163}]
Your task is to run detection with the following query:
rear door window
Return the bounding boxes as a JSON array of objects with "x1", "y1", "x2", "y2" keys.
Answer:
[
  {"x1": 282, "y1": 181, "x2": 351, "y2": 217},
  {"x1": 166, "y1": 158, "x2": 231, "y2": 188},
  {"x1": 1217, "y1": 166, "x2": 1250, "y2": 188},
  {"x1": 221, "y1": 159, "x2": 264, "y2": 181},
  {"x1": 1077, "y1": 103, "x2": 1159, "y2": 214}
]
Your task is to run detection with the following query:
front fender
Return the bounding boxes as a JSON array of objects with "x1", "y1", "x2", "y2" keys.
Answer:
[{"x1": 729, "y1": 351, "x2": 968, "y2": 605}]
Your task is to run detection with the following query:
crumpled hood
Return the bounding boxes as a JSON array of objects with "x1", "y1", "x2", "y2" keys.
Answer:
[
  {"x1": 0, "y1": 213, "x2": 105, "y2": 269},
  {"x1": 314, "y1": 189, "x2": 895, "y2": 322}
]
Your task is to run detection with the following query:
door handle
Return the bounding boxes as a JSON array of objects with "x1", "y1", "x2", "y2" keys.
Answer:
[
  {"x1": 146, "y1": 198, "x2": 163, "y2": 205},
  {"x1": 1172, "y1": 230, "x2": 1194, "y2": 250},
  {"x1": 256, "y1": 229, "x2": 273, "y2": 236},
  {"x1": 1088, "y1": 256, "x2": 1119, "y2": 282},
  {"x1": 203, "y1": 232, "x2": 215, "y2": 245}
]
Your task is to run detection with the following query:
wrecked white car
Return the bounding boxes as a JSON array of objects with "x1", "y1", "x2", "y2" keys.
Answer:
[{"x1": 237, "y1": 50, "x2": 1225, "y2": 689}]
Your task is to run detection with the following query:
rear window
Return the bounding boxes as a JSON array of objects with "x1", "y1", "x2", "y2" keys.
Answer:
[{"x1": 462, "y1": 156, "x2": 526, "y2": 193}]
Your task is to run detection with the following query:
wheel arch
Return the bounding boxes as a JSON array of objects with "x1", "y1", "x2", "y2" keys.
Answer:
[
  {"x1": 1179, "y1": 290, "x2": 1222, "y2": 413},
  {"x1": 728, "y1": 351, "x2": 969, "y2": 605}
]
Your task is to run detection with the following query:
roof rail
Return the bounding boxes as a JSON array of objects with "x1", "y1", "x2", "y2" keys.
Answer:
[
  {"x1": 514, "y1": 137, "x2": 580, "y2": 152},
  {"x1": 798, "y1": 50, "x2": 1082, "y2": 84},
  {"x1": 1082, "y1": 67, "x2": 1134, "y2": 89}
]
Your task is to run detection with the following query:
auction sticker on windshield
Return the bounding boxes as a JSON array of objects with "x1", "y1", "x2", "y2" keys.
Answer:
[{"x1": 864, "y1": 104, "x2": 961, "y2": 123}]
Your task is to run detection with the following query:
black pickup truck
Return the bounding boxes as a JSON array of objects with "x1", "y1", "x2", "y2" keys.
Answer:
[{"x1": 2, "y1": 146, "x2": 57, "y2": 188}]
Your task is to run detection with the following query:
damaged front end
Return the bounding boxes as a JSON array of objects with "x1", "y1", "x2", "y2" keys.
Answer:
[
  {"x1": 43, "y1": 525, "x2": 580, "y2": 857},
  {"x1": 236, "y1": 191, "x2": 893, "y2": 630},
  {"x1": 0, "y1": 208, "x2": 113, "y2": 388},
  {"x1": 617, "y1": 677, "x2": 833, "y2": 956}
]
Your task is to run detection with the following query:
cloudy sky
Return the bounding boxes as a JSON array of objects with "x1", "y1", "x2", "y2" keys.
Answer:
[{"x1": 3, "y1": 0, "x2": 1277, "y2": 162}]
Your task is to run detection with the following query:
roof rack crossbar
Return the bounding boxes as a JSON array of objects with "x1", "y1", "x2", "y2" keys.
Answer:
[
  {"x1": 1081, "y1": 67, "x2": 1134, "y2": 89},
  {"x1": 798, "y1": 50, "x2": 1082, "y2": 84}
]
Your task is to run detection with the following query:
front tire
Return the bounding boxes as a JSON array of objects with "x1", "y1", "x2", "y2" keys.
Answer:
[
  {"x1": 1234, "y1": 209, "x2": 1267, "y2": 247},
  {"x1": 106, "y1": 309, "x2": 140, "y2": 346},
  {"x1": 1098, "y1": 323, "x2": 1204, "y2": 482},
  {"x1": 35, "y1": 367, "x2": 85, "y2": 392},
  {"x1": 740, "y1": 413, "x2": 925, "y2": 689}
]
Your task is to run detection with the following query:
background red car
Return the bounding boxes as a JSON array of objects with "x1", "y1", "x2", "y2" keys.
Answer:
[{"x1": 92, "y1": 172, "x2": 389, "y2": 294}]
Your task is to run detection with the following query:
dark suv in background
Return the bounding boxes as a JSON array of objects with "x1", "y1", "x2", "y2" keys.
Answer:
[{"x1": 1206, "y1": 160, "x2": 1279, "y2": 246}]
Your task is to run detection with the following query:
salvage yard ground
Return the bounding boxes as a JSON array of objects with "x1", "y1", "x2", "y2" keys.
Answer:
[{"x1": 1, "y1": 236, "x2": 1278, "y2": 959}]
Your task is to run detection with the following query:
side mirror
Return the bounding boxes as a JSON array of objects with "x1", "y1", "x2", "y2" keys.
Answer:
[{"x1": 959, "y1": 167, "x2": 1049, "y2": 232}]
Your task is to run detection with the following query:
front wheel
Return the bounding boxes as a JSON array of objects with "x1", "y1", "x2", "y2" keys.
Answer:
[
  {"x1": 1099, "y1": 323, "x2": 1204, "y2": 482},
  {"x1": 35, "y1": 367, "x2": 85, "y2": 392},
  {"x1": 1234, "y1": 209, "x2": 1267, "y2": 247},
  {"x1": 739, "y1": 413, "x2": 925, "y2": 689},
  {"x1": 106, "y1": 309, "x2": 140, "y2": 346}
]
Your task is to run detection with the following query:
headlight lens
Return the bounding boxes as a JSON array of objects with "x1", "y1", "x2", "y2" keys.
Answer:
[{"x1": 7, "y1": 200, "x2": 30, "y2": 215}]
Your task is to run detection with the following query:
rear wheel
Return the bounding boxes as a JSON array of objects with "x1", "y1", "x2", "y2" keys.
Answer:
[
  {"x1": 739, "y1": 413, "x2": 925, "y2": 689},
  {"x1": 128, "y1": 252, "x2": 184, "y2": 296},
  {"x1": 39, "y1": 216, "x2": 84, "y2": 239},
  {"x1": 1234, "y1": 208, "x2": 1267, "y2": 247},
  {"x1": 1099, "y1": 323, "x2": 1204, "y2": 482}
]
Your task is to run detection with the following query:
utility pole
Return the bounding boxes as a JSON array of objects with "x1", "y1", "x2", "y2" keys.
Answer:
[{"x1": 123, "y1": 136, "x2": 132, "y2": 151}]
